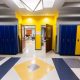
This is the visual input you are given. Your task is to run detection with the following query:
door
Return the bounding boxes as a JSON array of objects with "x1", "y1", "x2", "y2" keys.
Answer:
[
  {"x1": 75, "y1": 25, "x2": 80, "y2": 55},
  {"x1": 65, "y1": 26, "x2": 71, "y2": 54},
  {"x1": 46, "y1": 24, "x2": 52, "y2": 53}
]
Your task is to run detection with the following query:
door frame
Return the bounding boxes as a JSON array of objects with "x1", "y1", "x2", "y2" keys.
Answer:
[
  {"x1": 41, "y1": 25, "x2": 46, "y2": 50},
  {"x1": 21, "y1": 25, "x2": 36, "y2": 50}
]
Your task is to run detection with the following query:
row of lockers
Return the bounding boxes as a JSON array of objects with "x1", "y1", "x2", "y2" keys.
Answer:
[
  {"x1": 0, "y1": 25, "x2": 19, "y2": 54},
  {"x1": 58, "y1": 25, "x2": 80, "y2": 55}
]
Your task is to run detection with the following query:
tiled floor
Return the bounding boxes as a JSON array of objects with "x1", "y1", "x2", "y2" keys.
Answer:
[{"x1": 0, "y1": 40, "x2": 80, "y2": 80}]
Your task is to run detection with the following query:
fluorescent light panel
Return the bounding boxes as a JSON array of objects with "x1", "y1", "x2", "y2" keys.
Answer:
[
  {"x1": 43, "y1": 0, "x2": 55, "y2": 8},
  {"x1": 13, "y1": 0, "x2": 55, "y2": 12},
  {"x1": 22, "y1": 0, "x2": 40, "y2": 10},
  {"x1": 12, "y1": 0, "x2": 31, "y2": 11},
  {"x1": 12, "y1": 0, "x2": 24, "y2": 8},
  {"x1": 35, "y1": 0, "x2": 43, "y2": 11},
  {"x1": 22, "y1": 3, "x2": 32, "y2": 11}
]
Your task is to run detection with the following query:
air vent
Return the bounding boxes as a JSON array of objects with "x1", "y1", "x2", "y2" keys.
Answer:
[{"x1": 0, "y1": 4, "x2": 9, "y2": 9}]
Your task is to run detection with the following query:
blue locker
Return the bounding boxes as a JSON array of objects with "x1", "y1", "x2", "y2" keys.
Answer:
[
  {"x1": 0, "y1": 25, "x2": 19, "y2": 55},
  {"x1": 59, "y1": 25, "x2": 77, "y2": 55},
  {"x1": 9, "y1": 25, "x2": 18, "y2": 54},
  {"x1": 4, "y1": 26, "x2": 11, "y2": 54},
  {"x1": 59, "y1": 25, "x2": 66, "y2": 54},
  {"x1": 0, "y1": 26, "x2": 3, "y2": 53},
  {"x1": 1, "y1": 26, "x2": 5, "y2": 54},
  {"x1": 65, "y1": 26, "x2": 71, "y2": 54},
  {"x1": 70, "y1": 25, "x2": 77, "y2": 55}
]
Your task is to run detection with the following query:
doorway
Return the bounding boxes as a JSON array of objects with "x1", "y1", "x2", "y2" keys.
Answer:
[
  {"x1": 22, "y1": 24, "x2": 53, "y2": 55},
  {"x1": 22, "y1": 25, "x2": 36, "y2": 53},
  {"x1": 41, "y1": 25, "x2": 46, "y2": 53}
]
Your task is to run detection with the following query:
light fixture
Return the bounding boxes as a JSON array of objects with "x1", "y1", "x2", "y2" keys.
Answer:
[
  {"x1": 44, "y1": 18, "x2": 49, "y2": 23},
  {"x1": 12, "y1": 0, "x2": 55, "y2": 12},
  {"x1": 43, "y1": 0, "x2": 55, "y2": 8},
  {"x1": 20, "y1": 0, "x2": 32, "y2": 11},
  {"x1": 27, "y1": 18, "x2": 33, "y2": 22},
  {"x1": 12, "y1": 0, "x2": 24, "y2": 8},
  {"x1": 22, "y1": 0, "x2": 40, "y2": 11},
  {"x1": 35, "y1": 0, "x2": 43, "y2": 11}
]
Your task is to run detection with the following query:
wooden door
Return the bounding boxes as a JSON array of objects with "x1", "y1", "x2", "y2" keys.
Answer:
[{"x1": 46, "y1": 24, "x2": 52, "y2": 53}]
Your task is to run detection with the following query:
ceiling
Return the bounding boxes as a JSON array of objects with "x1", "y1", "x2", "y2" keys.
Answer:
[
  {"x1": 59, "y1": 0, "x2": 80, "y2": 17},
  {"x1": 0, "y1": 0, "x2": 64, "y2": 16},
  {"x1": 0, "y1": 0, "x2": 80, "y2": 16}
]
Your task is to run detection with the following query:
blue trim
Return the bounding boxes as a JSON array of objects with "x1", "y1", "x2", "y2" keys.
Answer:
[
  {"x1": 52, "y1": 58, "x2": 79, "y2": 80},
  {"x1": 0, "y1": 58, "x2": 20, "y2": 79}
]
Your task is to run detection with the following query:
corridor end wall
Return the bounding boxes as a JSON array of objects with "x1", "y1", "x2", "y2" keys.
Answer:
[{"x1": 16, "y1": 12, "x2": 58, "y2": 51}]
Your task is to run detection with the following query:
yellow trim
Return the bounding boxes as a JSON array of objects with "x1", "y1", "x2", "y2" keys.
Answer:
[{"x1": 75, "y1": 25, "x2": 80, "y2": 55}]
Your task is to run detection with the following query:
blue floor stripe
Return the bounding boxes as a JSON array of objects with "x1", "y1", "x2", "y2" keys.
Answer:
[
  {"x1": 0, "y1": 57, "x2": 20, "y2": 79},
  {"x1": 52, "y1": 58, "x2": 79, "y2": 80},
  {"x1": 0, "y1": 57, "x2": 5, "y2": 61}
]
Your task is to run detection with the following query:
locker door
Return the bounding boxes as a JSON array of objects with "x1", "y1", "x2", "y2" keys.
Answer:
[
  {"x1": 3, "y1": 25, "x2": 6, "y2": 54},
  {"x1": 59, "y1": 25, "x2": 66, "y2": 54},
  {"x1": 70, "y1": 25, "x2": 77, "y2": 55},
  {"x1": 65, "y1": 25, "x2": 76, "y2": 55},
  {"x1": 9, "y1": 25, "x2": 18, "y2": 54},
  {"x1": 13, "y1": 25, "x2": 18, "y2": 53},
  {"x1": 1, "y1": 25, "x2": 5, "y2": 54},
  {"x1": 0, "y1": 26, "x2": 4, "y2": 53},
  {"x1": 4, "y1": 25, "x2": 11, "y2": 54},
  {"x1": 75, "y1": 25, "x2": 80, "y2": 55},
  {"x1": 9, "y1": 26, "x2": 14, "y2": 54},
  {"x1": 13, "y1": 25, "x2": 18, "y2": 54},
  {"x1": 65, "y1": 25, "x2": 71, "y2": 54},
  {"x1": 0, "y1": 26, "x2": 1, "y2": 52}
]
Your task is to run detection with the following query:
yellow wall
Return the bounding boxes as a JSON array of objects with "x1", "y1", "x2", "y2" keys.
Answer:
[
  {"x1": 16, "y1": 13, "x2": 22, "y2": 39},
  {"x1": 75, "y1": 25, "x2": 80, "y2": 55},
  {"x1": 16, "y1": 12, "x2": 58, "y2": 50}
]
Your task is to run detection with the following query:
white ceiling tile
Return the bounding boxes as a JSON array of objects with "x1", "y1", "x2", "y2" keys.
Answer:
[
  {"x1": 43, "y1": 0, "x2": 55, "y2": 8},
  {"x1": 22, "y1": 0, "x2": 40, "y2": 10}
]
